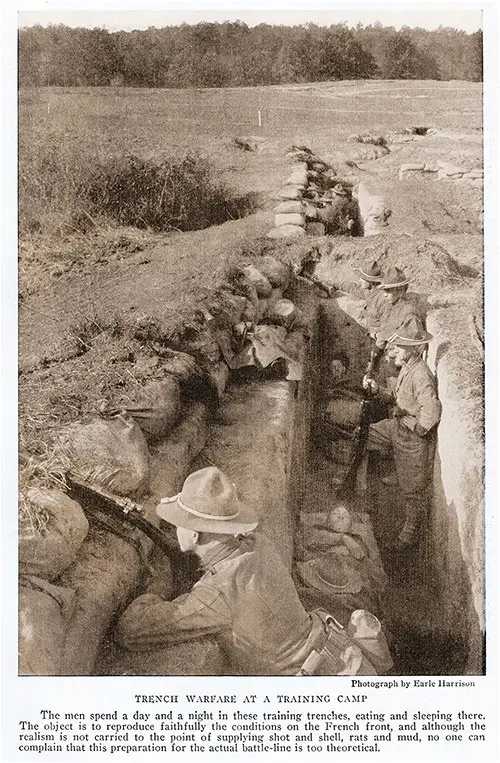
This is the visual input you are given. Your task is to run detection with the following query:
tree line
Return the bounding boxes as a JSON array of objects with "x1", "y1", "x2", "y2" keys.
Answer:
[{"x1": 18, "y1": 21, "x2": 483, "y2": 88}]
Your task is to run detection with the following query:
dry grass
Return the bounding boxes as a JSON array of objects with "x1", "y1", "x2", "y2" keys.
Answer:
[{"x1": 17, "y1": 80, "x2": 483, "y2": 493}]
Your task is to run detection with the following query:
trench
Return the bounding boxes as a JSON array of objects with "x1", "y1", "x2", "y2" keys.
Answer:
[
  {"x1": 22, "y1": 148, "x2": 481, "y2": 677},
  {"x1": 93, "y1": 274, "x2": 477, "y2": 677}
]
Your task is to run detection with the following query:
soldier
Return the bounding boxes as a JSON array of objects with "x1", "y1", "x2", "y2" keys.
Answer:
[
  {"x1": 115, "y1": 466, "x2": 391, "y2": 675},
  {"x1": 368, "y1": 265, "x2": 424, "y2": 377},
  {"x1": 317, "y1": 183, "x2": 355, "y2": 235},
  {"x1": 375, "y1": 266, "x2": 423, "y2": 347},
  {"x1": 359, "y1": 317, "x2": 442, "y2": 550},
  {"x1": 355, "y1": 259, "x2": 387, "y2": 335}
]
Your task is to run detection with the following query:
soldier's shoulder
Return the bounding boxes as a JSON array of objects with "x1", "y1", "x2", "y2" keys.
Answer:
[
  {"x1": 412, "y1": 359, "x2": 437, "y2": 384},
  {"x1": 399, "y1": 298, "x2": 421, "y2": 318}
]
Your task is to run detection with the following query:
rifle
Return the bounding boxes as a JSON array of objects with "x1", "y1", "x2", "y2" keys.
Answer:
[
  {"x1": 66, "y1": 473, "x2": 201, "y2": 592},
  {"x1": 338, "y1": 351, "x2": 376, "y2": 497}
]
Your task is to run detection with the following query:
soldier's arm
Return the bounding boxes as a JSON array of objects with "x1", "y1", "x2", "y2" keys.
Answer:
[
  {"x1": 414, "y1": 369, "x2": 442, "y2": 434},
  {"x1": 115, "y1": 583, "x2": 231, "y2": 651}
]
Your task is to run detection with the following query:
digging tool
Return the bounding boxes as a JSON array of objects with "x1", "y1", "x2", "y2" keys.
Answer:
[{"x1": 66, "y1": 473, "x2": 201, "y2": 592}]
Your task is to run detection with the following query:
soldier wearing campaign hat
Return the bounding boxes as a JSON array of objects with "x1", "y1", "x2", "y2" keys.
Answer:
[
  {"x1": 374, "y1": 266, "x2": 423, "y2": 348},
  {"x1": 115, "y1": 466, "x2": 391, "y2": 675},
  {"x1": 355, "y1": 259, "x2": 388, "y2": 335},
  {"x1": 359, "y1": 316, "x2": 442, "y2": 550}
]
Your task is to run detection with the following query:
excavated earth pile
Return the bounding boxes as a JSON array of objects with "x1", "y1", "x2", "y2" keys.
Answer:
[{"x1": 18, "y1": 114, "x2": 484, "y2": 676}]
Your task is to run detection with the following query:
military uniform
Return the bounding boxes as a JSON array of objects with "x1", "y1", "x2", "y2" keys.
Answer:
[
  {"x1": 116, "y1": 532, "x2": 379, "y2": 675},
  {"x1": 374, "y1": 295, "x2": 423, "y2": 347},
  {"x1": 366, "y1": 355, "x2": 441, "y2": 544},
  {"x1": 362, "y1": 288, "x2": 390, "y2": 336}
]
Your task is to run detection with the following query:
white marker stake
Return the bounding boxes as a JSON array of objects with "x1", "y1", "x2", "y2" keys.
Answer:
[{"x1": 258, "y1": 110, "x2": 262, "y2": 127}]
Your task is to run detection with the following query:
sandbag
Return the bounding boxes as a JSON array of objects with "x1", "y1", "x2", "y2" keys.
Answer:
[
  {"x1": 242, "y1": 264, "x2": 273, "y2": 298},
  {"x1": 276, "y1": 186, "x2": 302, "y2": 200},
  {"x1": 205, "y1": 289, "x2": 247, "y2": 327},
  {"x1": 303, "y1": 202, "x2": 319, "y2": 220},
  {"x1": 160, "y1": 349, "x2": 203, "y2": 385},
  {"x1": 59, "y1": 414, "x2": 150, "y2": 496},
  {"x1": 19, "y1": 582, "x2": 72, "y2": 675},
  {"x1": 286, "y1": 172, "x2": 308, "y2": 186},
  {"x1": 267, "y1": 225, "x2": 307, "y2": 240},
  {"x1": 19, "y1": 488, "x2": 89, "y2": 581},
  {"x1": 185, "y1": 333, "x2": 222, "y2": 365},
  {"x1": 349, "y1": 134, "x2": 387, "y2": 147},
  {"x1": 306, "y1": 222, "x2": 326, "y2": 236},
  {"x1": 273, "y1": 200, "x2": 305, "y2": 215},
  {"x1": 264, "y1": 299, "x2": 298, "y2": 330},
  {"x1": 253, "y1": 255, "x2": 290, "y2": 289},
  {"x1": 119, "y1": 377, "x2": 181, "y2": 443},
  {"x1": 230, "y1": 274, "x2": 260, "y2": 322},
  {"x1": 274, "y1": 213, "x2": 305, "y2": 228},
  {"x1": 437, "y1": 161, "x2": 467, "y2": 175},
  {"x1": 241, "y1": 296, "x2": 259, "y2": 323}
]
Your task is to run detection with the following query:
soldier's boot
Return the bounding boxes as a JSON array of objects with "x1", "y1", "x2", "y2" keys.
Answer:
[{"x1": 393, "y1": 500, "x2": 422, "y2": 551}]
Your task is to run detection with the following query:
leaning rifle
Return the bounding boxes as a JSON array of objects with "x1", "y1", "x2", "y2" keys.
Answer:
[
  {"x1": 66, "y1": 473, "x2": 200, "y2": 589},
  {"x1": 339, "y1": 352, "x2": 376, "y2": 497}
]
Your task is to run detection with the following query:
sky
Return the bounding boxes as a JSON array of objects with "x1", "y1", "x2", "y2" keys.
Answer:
[{"x1": 17, "y1": 2, "x2": 483, "y2": 33}]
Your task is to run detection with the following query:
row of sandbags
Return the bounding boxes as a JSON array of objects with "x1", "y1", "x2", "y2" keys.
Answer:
[
  {"x1": 18, "y1": 252, "x2": 308, "y2": 675},
  {"x1": 267, "y1": 145, "x2": 358, "y2": 240},
  {"x1": 399, "y1": 161, "x2": 483, "y2": 185}
]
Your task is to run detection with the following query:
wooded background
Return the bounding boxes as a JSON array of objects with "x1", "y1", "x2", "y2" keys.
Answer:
[{"x1": 18, "y1": 22, "x2": 483, "y2": 88}]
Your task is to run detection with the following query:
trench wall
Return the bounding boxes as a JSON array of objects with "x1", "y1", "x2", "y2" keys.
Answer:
[
  {"x1": 321, "y1": 289, "x2": 484, "y2": 674},
  {"x1": 427, "y1": 313, "x2": 484, "y2": 674}
]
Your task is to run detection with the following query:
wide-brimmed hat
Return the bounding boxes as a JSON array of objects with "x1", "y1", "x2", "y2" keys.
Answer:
[
  {"x1": 387, "y1": 316, "x2": 433, "y2": 346},
  {"x1": 378, "y1": 266, "x2": 410, "y2": 289},
  {"x1": 156, "y1": 466, "x2": 258, "y2": 534},
  {"x1": 332, "y1": 183, "x2": 348, "y2": 196},
  {"x1": 355, "y1": 259, "x2": 383, "y2": 283},
  {"x1": 297, "y1": 550, "x2": 364, "y2": 595}
]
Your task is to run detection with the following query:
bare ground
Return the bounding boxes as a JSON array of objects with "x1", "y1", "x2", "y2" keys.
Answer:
[{"x1": 19, "y1": 80, "x2": 483, "y2": 470}]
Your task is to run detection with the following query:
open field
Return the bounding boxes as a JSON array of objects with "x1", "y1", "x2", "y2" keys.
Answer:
[
  {"x1": 18, "y1": 79, "x2": 483, "y2": 474},
  {"x1": 17, "y1": 79, "x2": 485, "y2": 678},
  {"x1": 19, "y1": 79, "x2": 483, "y2": 362}
]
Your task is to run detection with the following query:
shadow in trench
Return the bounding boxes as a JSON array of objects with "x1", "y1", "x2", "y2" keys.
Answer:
[{"x1": 299, "y1": 295, "x2": 484, "y2": 676}]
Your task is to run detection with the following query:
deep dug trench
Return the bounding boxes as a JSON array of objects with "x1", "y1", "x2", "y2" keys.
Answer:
[{"x1": 19, "y1": 142, "x2": 484, "y2": 677}]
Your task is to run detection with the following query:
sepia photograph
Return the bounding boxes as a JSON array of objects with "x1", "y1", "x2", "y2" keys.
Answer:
[{"x1": 13, "y1": 1, "x2": 487, "y2": 689}]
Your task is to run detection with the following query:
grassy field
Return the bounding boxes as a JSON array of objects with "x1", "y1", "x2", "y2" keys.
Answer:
[{"x1": 18, "y1": 79, "x2": 483, "y2": 473}]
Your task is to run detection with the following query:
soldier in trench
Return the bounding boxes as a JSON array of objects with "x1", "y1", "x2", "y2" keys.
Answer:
[
  {"x1": 317, "y1": 183, "x2": 357, "y2": 236},
  {"x1": 367, "y1": 265, "x2": 425, "y2": 383},
  {"x1": 357, "y1": 317, "x2": 442, "y2": 551},
  {"x1": 114, "y1": 466, "x2": 391, "y2": 675},
  {"x1": 355, "y1": 258, "x2": 386, "y2": 334}
]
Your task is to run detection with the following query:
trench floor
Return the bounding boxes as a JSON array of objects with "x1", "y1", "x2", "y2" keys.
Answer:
[{"x1": 302, "y1": 448, "x2": 468, "y2": 675}]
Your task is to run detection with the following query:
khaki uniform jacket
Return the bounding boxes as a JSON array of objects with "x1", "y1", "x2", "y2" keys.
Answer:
[
  {"x1": 362, "y1": 289, "x2": 389, "y2": 335},
  {"x1": 375, "y1": 295, "x2": 423, "y2": 346},
  {"x1": 393, "y1": 355, "x2": 441, "y2": 433},
  {"x1": 115, "y1": 533, "x2": 326, "y2": 675}
]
